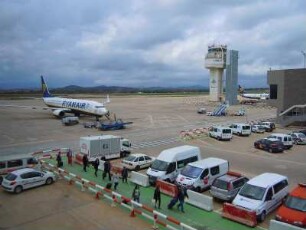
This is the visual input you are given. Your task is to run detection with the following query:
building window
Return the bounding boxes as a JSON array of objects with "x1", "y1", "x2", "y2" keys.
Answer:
[{"x1": 270, "y1": 84, "x2": 278, "y2": 99}]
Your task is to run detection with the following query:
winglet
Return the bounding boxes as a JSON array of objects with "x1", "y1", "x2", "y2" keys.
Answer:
[
  {"x1": 105, "y1": 94, "x2": 110, "y2": 103},
  {"x1": 41, "y1": 76, "x2": 53, "y2": 98}
]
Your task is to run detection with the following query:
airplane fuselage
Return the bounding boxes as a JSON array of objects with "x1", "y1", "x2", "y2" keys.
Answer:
[
  {"x1": 241, "y1": 93, "x2": 269, "y2": 100},
  {"x1": 43, "y1": 97, "x2": 108, "y2": 117}
]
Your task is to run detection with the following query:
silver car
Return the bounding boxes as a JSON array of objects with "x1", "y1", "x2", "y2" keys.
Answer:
[
  {"x1": 1, "y1": 168, "x2": 56, "y2": 194},
  {"x1": 210, "y1": 172, "x2": 248, "y2": 201}
]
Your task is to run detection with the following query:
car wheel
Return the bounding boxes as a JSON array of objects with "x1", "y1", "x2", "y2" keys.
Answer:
[
  {"x1": 269, "y1": 148, "x2": 273, "y2": 153},
  {"x1": 46, "y1": 177, "x2": 53, "y2": 185},
  {"x1": 14, "y1": 185, "x2": 23, "y2": 194},
  {"x1": 195, "y1": 187, "x2": 201, "y2": 193},
  {"x1": 259, "y1": 211, "x2": 266, "y2": 222},
  {"x1": 135, "y1": 165, "x2": 140, "y2": 171}
]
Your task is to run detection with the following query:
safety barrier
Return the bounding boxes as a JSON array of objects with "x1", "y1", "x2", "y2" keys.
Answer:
[
  {"x1": 222, "y1": 202, "x2": 257, "y2": 227},
  {"x1": 269, "y1": 220, "x2": 304, "y2": 230},
  {"x1": 41, "y1": 160, "x2": 196, "y2": 230},
  {"x1": 130, "y1": 171, "x2": 149, "y2": 187},
  {"x1": 156, "y1": 179, "x2": 178, "y2": 197},
  {"x1": 186, "y1": 190, "x2": 213, "y2": 211}
]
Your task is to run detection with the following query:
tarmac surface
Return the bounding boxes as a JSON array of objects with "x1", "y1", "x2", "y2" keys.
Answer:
[{"x1": 0, "y1": 95, "x2": 305, "y2": 229}]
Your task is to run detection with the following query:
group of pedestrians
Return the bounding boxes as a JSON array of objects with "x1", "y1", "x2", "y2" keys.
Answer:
[{"x1": 56, "y1": 149, "x2": 73, "y2": 168}]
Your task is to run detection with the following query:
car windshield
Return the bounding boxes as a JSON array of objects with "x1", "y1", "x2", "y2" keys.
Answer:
[
  {"x1": 222, "y1": 129, "x2": 231, "y2": 134},
  {"x1": 122, "y1": 140, "x2": 130, "y2": 147},
  {"x1": 285, "y1": 195, "x2": 306, "y2": 212},
  {"x1": 243, "y1": 126, "x2": 250, "y2": 130},
  {"x1": 180, "y1": 165, "x2": 203, "y2": 178},
  {"x1": 239, "y1": 184, "x2": 266, "y2": 200},
  {"x1": 212, "y1": 179, "x2": 228, "y2": 190},
  {"x1": 124, "y1": 155, "x2": 137, "y2": 162},
  {"x1": 5, "y1": 173, "x2": 17, "y2": 181},
  {"x1": 150, "y1": 159, "x2": 169, "y2": 171}
]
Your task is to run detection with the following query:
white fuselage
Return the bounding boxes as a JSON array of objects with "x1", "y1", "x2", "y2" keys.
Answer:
[
  {"x1": 242, "y1": 93, "x2": 269, "y2": 100},
  {"x1": 43, "y1": 96, "x2": 108, "y2": 117}
]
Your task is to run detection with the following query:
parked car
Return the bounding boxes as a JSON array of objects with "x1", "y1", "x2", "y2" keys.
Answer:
[
  {"x1": 267, "y1": 133, "x2": 293, "y2": 149},
  {"x1": 229, "y1": 123, "x2": 251, "y2": 136},
  {"x1": 210, "y1": 171, "x2": 249, "y2": 201},
  {"x1": 288, "y1": 132, "x2": 306, "y2": 145},
  {"x1": 251, "y1": 125, "x2": 265, "y2": 133},
  {"x1": 275, "y1": 183, "x2": 306, "y2": 228},
  {"x1": 122, "y1": 153, "x2": 154, "y2": 170},
  {"x1": 297, "y1": 129, "x2": 306, "y2": 136},
  {"x1": 254, "y1": 138, "x2": 285, "y2": 153},
  {"x1": 1, "y1": 168, "x2": 56, "y2": 194},
  {"x1": 259, "y1": 121, "x2": 276, "y2": 130},
  {"x1": 257, "y1": 122, "x2": 274, "y2": 132}
]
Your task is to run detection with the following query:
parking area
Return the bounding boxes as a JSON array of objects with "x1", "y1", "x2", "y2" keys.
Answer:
[{"x1": 0, "y1": 95, "x2": 305, "y2": 229}]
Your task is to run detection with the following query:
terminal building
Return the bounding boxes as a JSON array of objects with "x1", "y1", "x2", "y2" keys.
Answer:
[{"x1": 267, "y1": 68, "x2": 306, "y2": 126}]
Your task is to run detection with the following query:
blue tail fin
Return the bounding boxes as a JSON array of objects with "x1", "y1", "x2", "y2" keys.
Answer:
[{"x1": 41, "y1": 76, "x2": 53, "y2": 97}]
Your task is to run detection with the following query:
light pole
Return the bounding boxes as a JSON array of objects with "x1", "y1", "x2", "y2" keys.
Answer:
[{"x1": 302, "y1": 51, "x2": 306, "y2": 68}]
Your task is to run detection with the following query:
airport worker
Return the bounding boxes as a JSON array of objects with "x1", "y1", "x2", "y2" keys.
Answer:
[
  {"x1": 66, "y1": 149, "x2": 73, "y2": 166},
  {"x1": 177, "y1": 186, "x2": 188, "y2": 213},
  {"x1": 103, "y1": 160, "x2": 111, "y2": 180},
  {"x1": 132, "y1": 184, "x2": 141, "y2": 203},
  {"x1": 56, "y1": 152, "x2": 62, "y2": 168},
  {"x1": 93, "y1": 158, "x2": 99, "y2": 177},
  {"x1": 112, "y1": 173, "x2": 119, "y2": 191},
  {"x1": 153, "y1": 185, "x2": 161, "y2": 209},
  {"x1": 35, "y1": 159, "x2": 43, "y2": 171},
  {"x1": 82, "y1": 154, "x2": 88, "y2": 172},
  {"x1": 121, "y1": 166, "x2": 128, "y2": 183}
]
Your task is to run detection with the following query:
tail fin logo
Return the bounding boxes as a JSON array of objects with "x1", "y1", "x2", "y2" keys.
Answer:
[{"x1": 41, "y1": 76, "x2": 53, "y2": 97}]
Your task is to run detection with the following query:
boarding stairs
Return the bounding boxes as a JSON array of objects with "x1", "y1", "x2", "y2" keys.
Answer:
[{"x1": 278, "y1": 104, "x2": 306, "y2": 126}]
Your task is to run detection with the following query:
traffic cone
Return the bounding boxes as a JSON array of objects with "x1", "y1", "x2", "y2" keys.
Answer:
[{"x1": 130, "y1": 209, "x2": 136, "y2": 217}]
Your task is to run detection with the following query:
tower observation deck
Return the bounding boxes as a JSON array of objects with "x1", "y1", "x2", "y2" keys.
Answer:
[{"x1": 205, "y1": 45, "x2": 227, "y2": 101}]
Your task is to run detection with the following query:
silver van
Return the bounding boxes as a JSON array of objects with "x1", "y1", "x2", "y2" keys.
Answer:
[{"x1": 0, "y1": 154, "x2": 39, "y2": 184}]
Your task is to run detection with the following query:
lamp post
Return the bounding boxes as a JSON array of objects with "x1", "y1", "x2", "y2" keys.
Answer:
[{"x1": 302, "y1": 51, "x2": 306, "y2": 68}]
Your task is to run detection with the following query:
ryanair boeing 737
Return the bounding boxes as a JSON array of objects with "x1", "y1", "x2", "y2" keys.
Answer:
[{"x1": 0, "y1": 76, "x2": 110, "y2": 120}]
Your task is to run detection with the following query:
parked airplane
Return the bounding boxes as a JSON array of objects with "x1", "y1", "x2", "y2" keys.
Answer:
[
  {"x1": 238, "y1": 85, "x2": 269, "y2": 100},
  {"x1": 0, "y1": 76, "x2": 110, "y2": 120}
]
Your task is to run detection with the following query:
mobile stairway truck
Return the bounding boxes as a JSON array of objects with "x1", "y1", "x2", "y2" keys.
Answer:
[{"x1": 79, "y1": 135, "x2": 132, "y2": 162}]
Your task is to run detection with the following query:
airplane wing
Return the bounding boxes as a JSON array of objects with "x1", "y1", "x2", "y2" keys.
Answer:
[{"x1": 0, "y1": 104, "x2": 69, "y2": 111}]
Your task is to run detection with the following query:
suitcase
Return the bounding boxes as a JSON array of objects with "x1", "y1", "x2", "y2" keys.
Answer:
[
  {"x1": 167, "y1": 197, "x2": 178, "y2": 209},
  {"x1": 106, "y1": 182, "x2": 112, "y2": 189}
]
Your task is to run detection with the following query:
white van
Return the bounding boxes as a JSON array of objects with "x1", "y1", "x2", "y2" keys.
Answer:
[
  {"x1": 232, "y1": 173, "x2": 289, "y2": 222},
  {"x1": 209, "y1": 126, "x2": 232, "y2": 140},
  {"x1": 0, "y1": 154, "x2": 39, "y2": 183},
  {"x1": 146, "y1": 145, "x2": 201, "y2": 185},
  {"x1": 230, "y1": 123, "x2": 251, "y2": 136},
  {"x1": 267, "y1": 133, "x2": 293, "y2": 149},
  {"x1": 175, "y1": 158, "x2": 229, "y2": 192}
]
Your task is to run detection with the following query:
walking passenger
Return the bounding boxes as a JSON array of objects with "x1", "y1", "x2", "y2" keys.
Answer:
[
  {"x1": 153, "y1": 185, "x2": 161, "y2": 209},
  {"x1": 56, "y1": 152, "x2": 62, "y2": 168},
  {"x1": 82, "y1": 154, "x2": 88, "y2": 172},
  {"x1": 66, "y1": 149, "x2": 73, "y2": 166},
  {"x1": 121, "y1": 166, "x2": 128, "y2": 183},
  {"x1": 93, "y1": 158, "x2": 99, "y2": 177},
  {"x1": 103, "y1": 160, "x2": 111, "y2": 180},
  {"x1": 177, "y1": 186, "x2": 188, "y2": 213},
  {"x1": 112, "y1": 173, "x2": 119, "y2": 191},
  {"x1": 132, "y1": 184, "x2": 141, "y2": 203}
]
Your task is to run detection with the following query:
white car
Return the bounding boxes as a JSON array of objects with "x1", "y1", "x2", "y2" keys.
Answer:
[
  {"x1": 1, "y1": 168, "x2": 56, "y2": 194},
  {"x1": 121, "y1": 153, "x2": 154, "y2": 170},
  {"x1": 251, "y1": 125, "x2": 265, "y2": 133}
]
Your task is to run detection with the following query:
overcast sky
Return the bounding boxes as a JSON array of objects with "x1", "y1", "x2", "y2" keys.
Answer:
[{"x1": 0, "y1": 0, "x2": 305, "y2": 89}]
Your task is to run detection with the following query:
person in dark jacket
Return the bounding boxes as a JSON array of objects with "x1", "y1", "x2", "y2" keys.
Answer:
[
  {"x1": 103, "y1": 160, "x2": 111, "y2": 180},
  {"x1": 66, "y1": 149, "x2": 73, "y2": 166},
  {"x1": 153, "y1": 185, "x2": 161, "y2": 209},
  {"x1": 93, "y1": 158, "x2": 99, "y2": 177},
  {"x1": 56, "y1": 152, "x2": 62, "y2": 168},
  {"x1": 121, "y1": 166, "x2": 128, "y2": 183},
  {"x1": 132, "y1": 184, "x2": 140, "y2": 203},
  {"x1": 82, "y1": 154, "x2": 88, "y2": 172},
  {"x1": 177, "y1": 186, "x2": 188, "y2": 213}
]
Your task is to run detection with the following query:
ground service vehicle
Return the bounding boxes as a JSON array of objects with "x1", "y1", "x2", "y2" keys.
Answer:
[
  {"x1": 275, "y1": 183, "x2": 306, "y2": 228},
  {"x1": 288, "y1": 132, "x2": 306, "y2": 145},
  {"x1": 146, "y1": 145, "x2": 201, "y2": 185},
  {"x1": 80, "y1": 135, "x2": 131, "y2": 161},
  {"x1": 258, "y1": 122, "x2": 275, "y2": 132},
  {"x1": 99, "y1": 119, "x2": 133, "y2": 130},
  {"x1": 175, "y1": 157, "x2": 229, "y2": 192},
  {"x1": 209, "y1": 126, "x2": 232, "y2": 140},
  {"x1": 229, "y1": 123, "x2": 251, "y2": 136},
  {"x1": 232, "y1": 173, "x2": 289, "y2": 222},
  {"x1": 254, "y1": 138, "x2": 284, "y2": 153},
  {"x1": 121, "y1": 153, "x2": 154, "y2": 170},
  {"x1": 1, "y1": 168, "x2": 56, "y2": 194},
  {"x1": 0, "y1": 154, "x2": 39, "y2": 177},
  {"x1": 62, "y1": 116, "x2": 79, "y2": 126},
  {"x1": 267, "y1": 133, "x2": 293, "y2": 149},
  {"x1": 251, "y1": 125, "x2": 265, "y2": 133},
  {"x1": 210, "y1": 172, "x2": 249, "y2": 201}
]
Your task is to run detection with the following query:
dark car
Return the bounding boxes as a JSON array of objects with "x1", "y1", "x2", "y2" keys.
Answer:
[
  {"x1": 254, "y1": 138, "x2": 285, "y2": 153},
  {"x1": 210, "y1": 172, "x2": 249, "y2": 201}
]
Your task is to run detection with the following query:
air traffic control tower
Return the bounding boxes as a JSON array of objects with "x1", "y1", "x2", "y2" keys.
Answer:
[{"x1": 205, "y1": 45, "x2": 227, "y2": 101}]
